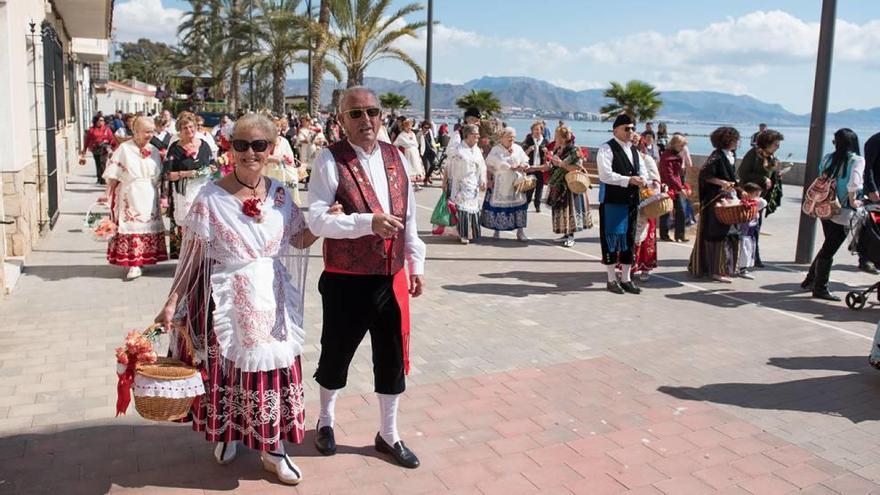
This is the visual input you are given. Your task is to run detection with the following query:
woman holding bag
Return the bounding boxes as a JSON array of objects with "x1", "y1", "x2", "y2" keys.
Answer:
[
  {"x1": 546, "y1": 126, "x2": 590, "y2": 248},
  {"x1": 800, "y1": 128, "x2": 865, "y2": 301},
  {"x1": 481, "y1": 127, "x2": 530, "y2": 241}
]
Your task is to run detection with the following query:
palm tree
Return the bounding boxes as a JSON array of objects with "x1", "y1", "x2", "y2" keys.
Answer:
[
  {"x1": 308, "y1": 0, "x2": 331, "y2": 113},
  {"x1": 379, "y1": 92, "x2": 410, "y2": 115},
  {"x1": 238, "y1": 0, "x2": 311, "y2": 114},
  {"x1": 600, "y1": 80, "x2": 663, "y2": 122},
  {"x1": 177, "y1": 0, "x2": 234, "y2": 103},
  {"x1": 330, "y1": 0, "x2": 427, "y2": 87},
  {"x1": 455, "y1": 89, "x2": 501, "y2": 116}
]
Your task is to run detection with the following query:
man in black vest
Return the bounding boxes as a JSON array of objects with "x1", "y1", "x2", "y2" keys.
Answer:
[{"x1": 595, "y1": 114, "x2": 648, "y2": 294}]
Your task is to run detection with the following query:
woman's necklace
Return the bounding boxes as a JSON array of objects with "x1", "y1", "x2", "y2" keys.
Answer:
[{"x1": 234, "y1": 169, "x2": 264, "y2": 222}]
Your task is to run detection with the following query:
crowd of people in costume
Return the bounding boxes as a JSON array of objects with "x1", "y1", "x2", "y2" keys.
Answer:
[{"x1": 79, "y1": 84, "x2": 880, "y2": 486}]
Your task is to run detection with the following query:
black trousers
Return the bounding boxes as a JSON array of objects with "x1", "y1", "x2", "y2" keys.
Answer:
[
  {"x1": 93, "y1": 150, "x2": 107, "y2": 185},
  {"x1": 659, "y1": 195, "x2": 686, "y2": 240},
  {"x1": 524, "y1": 172, "x2": 545, "y2": 210},
  {"x1": 423, "y1": 153, "x2": 438, "y2": 181},
  {"x1": 816, "y1": 219, "x2": 848, "y2": 262},
  {"x1": 599, "y1": 203, "x2": 638, "y2": 265},
  {"x1": 314, "y1": 272, "x2": 406, "y2": 394}
]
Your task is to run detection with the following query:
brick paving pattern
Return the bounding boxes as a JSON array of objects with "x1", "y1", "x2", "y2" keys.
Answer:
[{"x1": 1, "y1": 166, "x2": 880, "y2": 494}]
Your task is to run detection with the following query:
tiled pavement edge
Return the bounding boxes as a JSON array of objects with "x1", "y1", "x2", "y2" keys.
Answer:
[
  {"x1": 1, "y1": 357, "x2": 878, "y2": 494},
  {"x1": 2, "y1": 165, "x2": 880, "y2": 493}
]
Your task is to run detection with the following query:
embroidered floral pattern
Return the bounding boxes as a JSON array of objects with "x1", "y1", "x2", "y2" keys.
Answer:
[
  {"x1": 232, "y1": 273, "x2": 275, "y2": 348},
  {"x1": 107, "y1": 233, "x2": 168, "y2": 267}
]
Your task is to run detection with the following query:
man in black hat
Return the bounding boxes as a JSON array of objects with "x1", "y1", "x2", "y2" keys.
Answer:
[
  {"x1": 595, "y1": 114, "x2": 648, "y2": 294},
  {"x1": 447, "y1": 107, "x2": 482, "y2": 153}
]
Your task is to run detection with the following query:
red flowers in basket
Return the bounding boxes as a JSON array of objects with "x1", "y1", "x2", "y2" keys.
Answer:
[
  {"x1": 115, "y1": 328, "x2": 160, "y2": 416},
  {"x1": 93, "y1": 217, "x2": 117, "y2": 241},
  {"x1": 242, "y1": 197, "x2": 263, "y2": 222},
  {"x1": 115, "y1": 330, "x2": 158, "y2": 366}
]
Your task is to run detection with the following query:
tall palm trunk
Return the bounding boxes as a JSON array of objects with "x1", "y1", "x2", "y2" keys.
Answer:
[
  {"x1": 347, "y1": 65, "x2": 363, "y2": 88},
  {"x1": 272, "y1": 62, "x2": 286, "y2": 115},
  {"x1": 308, "y1": 0, "x2": 330, "y2": 113},
  {"x1": 229, "y1": 63, "x2": 240, "y2": 112}
]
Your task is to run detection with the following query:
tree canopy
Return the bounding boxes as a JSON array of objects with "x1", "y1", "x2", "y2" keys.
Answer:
[
  {"x1": 600, "y1": 80, "x2": 663, "y2": 123},
  {"x1": 455, "y1": 90, "x2": 501, "y2": 116}
]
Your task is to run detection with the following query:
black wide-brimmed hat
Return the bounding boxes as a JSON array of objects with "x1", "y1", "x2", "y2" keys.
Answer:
[{"x1": 612, "y1": 114, "x2": 634, "y2": 128}]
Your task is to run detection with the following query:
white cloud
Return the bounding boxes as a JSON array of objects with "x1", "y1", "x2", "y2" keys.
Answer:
[
  {"x1": 113, "y1": 0, "x2": 183, "y2": 45},
  {"x1": 548, "y1": 79, "x2": 605, "y2": 92}
]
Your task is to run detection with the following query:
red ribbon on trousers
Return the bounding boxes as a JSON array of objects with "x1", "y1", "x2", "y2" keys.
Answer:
[
  {"x1": 115, "y1": 360, "x2": 137, "y2": 416},
  {"x1": 391, "y1": 269, "x2": 411, "y2": 375}
]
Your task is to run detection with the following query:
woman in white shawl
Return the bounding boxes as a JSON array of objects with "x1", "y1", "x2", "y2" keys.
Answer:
[
  {"x1": 393, "y1": 118, "x2": 426, "y2": 186},
  {"x1": 156, "y1": 114, "x2": 333, "y2": 486},
  {"x1": 447, "y1": 124, "x2": 487, "y2": 244},
  {"x1": 480, "y1": 127, "x2": 530, "y2": 241},
  {"x1": 631, "y1": 133, "x2": 663, "y2": 280},
  {"x1": 265, "y1": 117, "x2": 301, "y2": 203},
  {"x1": 295, "y1": 115, "x2": 325, "y2": 171},
  {"x1": 103, "y1": 115, "x2": 168, "y2": 280}
]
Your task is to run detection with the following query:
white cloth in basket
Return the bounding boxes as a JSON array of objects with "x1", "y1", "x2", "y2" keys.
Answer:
[{"x1": 134, "y1": 374, "x2": 205, "y2": 399}]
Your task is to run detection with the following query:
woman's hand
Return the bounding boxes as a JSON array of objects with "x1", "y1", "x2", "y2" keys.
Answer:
[
  {"x1": 155, "y1": 293, "x2": 179, "y2": 333},
  {"x1": 722, "y1": 180, "x2": 735, "y2": 191},
  {"x1": 167, "y1": 171, "x2": 180, "y2": 181}
]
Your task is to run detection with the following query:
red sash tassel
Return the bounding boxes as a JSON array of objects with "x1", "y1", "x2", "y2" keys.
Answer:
[{"x1": 115, "y1": 361, "x2": 137, "y2": 416}]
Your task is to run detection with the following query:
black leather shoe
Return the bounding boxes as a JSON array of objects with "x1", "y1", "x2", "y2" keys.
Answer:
[
  {"x1": 314, "y1": 421, "x2": 336, "y2": 456},
  {"x1": 812, "y1": 289, "x2": 841, "y2": 302},
  {"x1": 374, "y1": 433, "x2": 420, "y2": 469},
  {"x1": 606, "y1": 281, "x2": 625, "y2": 294},
  {"x1": 620, "y1": 281, "x2": 642, "y2": 294},
  {"x1": 860, "y1": 261, "x2": 880, "y2": 275}
]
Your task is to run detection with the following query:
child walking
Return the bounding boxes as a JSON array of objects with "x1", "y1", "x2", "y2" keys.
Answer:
[{"x1": 737, "y1": 182, "x2": 768, "y2": 279}]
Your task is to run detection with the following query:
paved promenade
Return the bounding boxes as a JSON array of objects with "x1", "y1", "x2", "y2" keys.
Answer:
[{"x1": 1, "y1": 165, "x2": 879, "y2": 494}]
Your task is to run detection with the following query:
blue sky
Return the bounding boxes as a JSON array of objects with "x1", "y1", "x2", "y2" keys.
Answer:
[{"x1": 114, "y1": 0, "x2": 880, "y2": 114}]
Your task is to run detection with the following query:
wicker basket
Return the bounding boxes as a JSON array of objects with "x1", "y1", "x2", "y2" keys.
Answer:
[
  {"x1": 514, "y1": 174, "x2": 537, "y2": 194},
  {"x1": 715, "y1": 203, "x2": 758, "y2": 225},
  {"x1": 640, "y1": 196, "x2": 673, "y2": 220},
  {"x1": 131, "y1": 324, "x2": 202, "y2": 422},
  {"x1": 565, "y1": 171, "x2": 591, "y2": 194}
]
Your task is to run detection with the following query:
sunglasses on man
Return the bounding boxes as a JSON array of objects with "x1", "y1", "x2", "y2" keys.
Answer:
[
  {"x1": 232, "y1": 139, "x2": 270, "y2": 152},
  {"x1": 343, "y1": 107, "x2": 381, "y2": 119}
]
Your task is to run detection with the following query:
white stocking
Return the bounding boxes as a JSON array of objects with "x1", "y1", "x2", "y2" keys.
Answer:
[
  {"x1": 606, "y1": 265, "x2": 617, "y2": 283},
  {"x1": 377, "y1": 393, "x2": 401, "y2": 445},
  {"x1": 621, "y1": 264, "x2": 633, "y2": 283},
  {"x1": 319, "y1": 386, "x2": 339, "y2": 429}
]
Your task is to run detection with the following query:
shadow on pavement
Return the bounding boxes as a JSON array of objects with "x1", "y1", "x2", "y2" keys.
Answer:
[
  {"x1": 658, "y1": 355, "x2": 880, "y2": 423},
  {"x1": 442, "y1": 270, "x2": 604, "y2": 297},
  {"x1": 23, "y1": 263, "x2": 177, "y2": 282},
  {"x1": 662, "y1": 279, "x2": 879, "y2": 324},
  {"x1": 0, "y1": 423, "x2": 395, "y2": 493}
]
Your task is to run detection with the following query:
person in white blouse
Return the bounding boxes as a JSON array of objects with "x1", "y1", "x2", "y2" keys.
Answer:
[
  {"x1": 308, "y1": 86, "x2": 425, "y2": 469},
  {"x1": 596, "y1": 114, "x2": 648, "y2": 294},
  {"x1": 480, "y1": 127, "x2": 531, "y2": 241},
  {"x1": 393, "y1": 118, "x2": 426, "y2": 187}
]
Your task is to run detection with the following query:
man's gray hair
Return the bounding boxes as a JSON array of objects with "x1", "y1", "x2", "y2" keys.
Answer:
[
  {"x1": 462, "y1": 124, "x2": 480, "y2": 137},
  {"x1": 338, "y1": 86, "x2": 379, "y2": 112}
]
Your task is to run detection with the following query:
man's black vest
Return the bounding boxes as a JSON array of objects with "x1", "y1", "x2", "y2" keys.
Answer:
[{"x1": 604, "y1": 138, "x2": 641, "y2": 205}]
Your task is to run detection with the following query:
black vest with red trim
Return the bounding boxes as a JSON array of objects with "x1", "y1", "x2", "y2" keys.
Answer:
[{"x1": 324, "y1": 140, "x2": 409, "y2": 275}]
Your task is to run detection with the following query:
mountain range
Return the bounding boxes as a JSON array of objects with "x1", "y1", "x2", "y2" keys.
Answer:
[{"x1": 285, "y1": 76, "x2": 880, "y2": 127}]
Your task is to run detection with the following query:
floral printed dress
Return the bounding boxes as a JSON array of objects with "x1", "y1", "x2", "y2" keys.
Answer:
[
  {"x1": 170, "y1": 179, "x2": 309, "y2": 451},
  {"x1": 103, "y1": 140, "x2": 168, "y2": 267}
]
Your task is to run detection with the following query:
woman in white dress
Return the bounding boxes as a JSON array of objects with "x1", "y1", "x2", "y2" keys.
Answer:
[
  {"x1": 265, "y1": 118, "x2": 301, "y2": 203},
  {"x1": 103, "y1": 115, "x2": 167, "y2": 280},
  {"x1": 295, "y1": 115, "x2": 325, "y2": 172},
  {"x1": 480, "y1": 127, "x2": 530, "y2": 241},
  {"x1": 447, "y1": 124, "x2": 487, "y2": 244},
  {"x1": 393, "y1": 119, "x2": 425, "y2": 185},
  {"x1": 156, "y1": 114, "x2": 330, "y2": 486}
]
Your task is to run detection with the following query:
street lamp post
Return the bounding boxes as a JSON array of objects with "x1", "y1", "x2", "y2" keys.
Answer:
[
  {"x1": 307, "y1": 0, "x2": 313, "y2": 116},
  {"x1": 423, "y1": 0, "x2": 433, "y2": 123},
  {"x1": 795, "y1": 0, "x2": 837, "y2": 263}
]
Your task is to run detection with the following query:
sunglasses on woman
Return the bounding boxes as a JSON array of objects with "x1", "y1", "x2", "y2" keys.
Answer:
[
  {"x1": 343, "y1": 107, "x2": 381, "y2": 119},
  {"x1": 231, "y1": 139, "x2": 270, "y2": 152}
]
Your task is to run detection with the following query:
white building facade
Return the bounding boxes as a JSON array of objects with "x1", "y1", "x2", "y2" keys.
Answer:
[{"x1": 0, "y1": 0, "x2": 112, "y2": 293}]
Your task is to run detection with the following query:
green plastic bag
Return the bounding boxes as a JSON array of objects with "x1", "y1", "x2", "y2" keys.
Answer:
[{"x1": 430, "y1": 190, "x2": 452, "y2": 226}]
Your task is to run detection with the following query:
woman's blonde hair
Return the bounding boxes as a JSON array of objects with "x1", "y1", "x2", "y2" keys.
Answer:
[
  {"x1": 555, "y1": 126, "x2": 573, "y2": 144},
  {"x1": 176, "y1": 113, "x2": 198, "y2": 132},
  {"x1": 461, "y1": 124, "x2": 479, "y2": 137},
  {"x1": 499, "y1": 126, "x2": 516, "y2": 139},
  {"x1": 233, "y1": 113, "x2": 277, "y2": 142},
  {"x1": 131, "y1": 114, "x2": 154, "y2": 132},
  {"x1": 667, "y1": 134, "x2": 688, "y2": 153}
]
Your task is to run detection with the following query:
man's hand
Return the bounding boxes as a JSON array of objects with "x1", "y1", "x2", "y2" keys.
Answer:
[
  {"x1": 372, "y1": 213, "x2": 404, "y2": 239},
  {"x1": 869, "y1": 192, "x2": 880, "y2": 202},
  {"x1": 628, "y1": 176, "x2": 646, "y2": 187},
  {"x1": 409, "y1": 274, "x2": 424, "y2": 298}
]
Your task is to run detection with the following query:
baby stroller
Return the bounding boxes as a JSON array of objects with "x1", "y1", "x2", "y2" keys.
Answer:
[{"x1": 846, "y1": 202, "x2": 880, "y2": 310}]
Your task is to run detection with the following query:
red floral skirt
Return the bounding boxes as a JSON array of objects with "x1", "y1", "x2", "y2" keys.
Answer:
[
  {"x1": 107, "y1": 233, "x2": 168, "y2": 267},
  {"x1": 634, "y1": 218, "x2": 658, "y2": 273}
]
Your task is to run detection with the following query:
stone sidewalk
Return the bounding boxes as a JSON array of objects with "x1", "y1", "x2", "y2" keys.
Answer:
[{"x1": 1, "y1": 165, "x2": 880, "y2": 494}]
